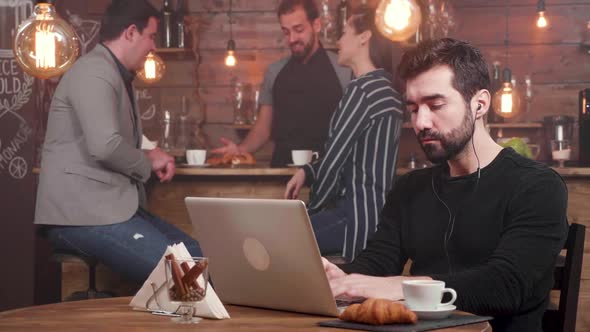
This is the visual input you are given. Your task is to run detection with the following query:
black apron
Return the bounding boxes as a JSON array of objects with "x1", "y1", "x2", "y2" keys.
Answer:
[{"x1": 270, "y1": 48, "x2": 343, "y2": 167}]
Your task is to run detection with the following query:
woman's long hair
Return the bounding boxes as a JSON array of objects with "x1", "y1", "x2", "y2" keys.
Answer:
[{"x1": 349, "y1": 6, "x2": 394, "y2": 75}]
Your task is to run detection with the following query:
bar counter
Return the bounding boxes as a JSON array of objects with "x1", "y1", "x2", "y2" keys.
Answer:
[
  {"x1": 150, "y1": 164, "x2": 590, "y2": 240},
  {"x1": 148, "y1": 164, "x2": 309, "y2": 237}
]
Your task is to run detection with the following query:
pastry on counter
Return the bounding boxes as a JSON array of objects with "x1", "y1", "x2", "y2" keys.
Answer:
[
  {"x1": 339, "y1": 298, "x2": 418, "y2": 325},
  {"x1": 207, "y1": 152, "x2": 256, "y2": 166}
]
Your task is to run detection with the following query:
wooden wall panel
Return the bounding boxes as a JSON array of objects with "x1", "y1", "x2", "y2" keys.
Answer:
[
  {"x1": 199, "y1": 12, "x2": 285, "y2": 50},
  {"x1": 159, "y1": 0, "x2": 590, "y2": 144},
  {"x1": 453, "y1": 5, "x2": 589, "y2": 45},
  {"x1": 479, "y1": 44, "x2": 590, "y2": 84},
  {"x1": 453, "y1": 0, "x2": 590, "y2": 8}
]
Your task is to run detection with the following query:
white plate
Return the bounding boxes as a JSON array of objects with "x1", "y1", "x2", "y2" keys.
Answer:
[
  {"x1": 286, "y1": 164, "x2": 306, "y2": 167},
  {"x1": 179, "y1": 163, "x2": 211, "y2": 168},
  {"x1": 413, "y1": 304, "x2": 456, "y2": 320}
]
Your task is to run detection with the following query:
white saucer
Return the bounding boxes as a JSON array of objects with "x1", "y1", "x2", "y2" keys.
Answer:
[
  {"x1": 180, "y1": 163, "x2": 211, "y2": 168},
  {"x1": 286, "y1": 164, "x2": 306, "y2": 167},
  {"x1": 413, "y1": 304, "x2": 456, "y2": 320}
]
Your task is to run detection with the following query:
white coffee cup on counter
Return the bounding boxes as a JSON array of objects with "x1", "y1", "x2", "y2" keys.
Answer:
[
  {"x1": 186, "y1": 149, "x2": 207, "y2": 165},
  {"x1": 291, "y1": 150, "x2": 318, "y2": 165},
  {"x1": 402, "y1": 280, "x2": 457, "y2": 311}
]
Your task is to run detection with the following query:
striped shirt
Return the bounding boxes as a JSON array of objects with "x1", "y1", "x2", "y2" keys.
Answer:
[{"x1": 303, "y1": 68, "x2": 404, "y2": 260}]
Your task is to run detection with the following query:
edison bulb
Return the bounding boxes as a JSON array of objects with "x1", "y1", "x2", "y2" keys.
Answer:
[
  {"x1": 137, "y1": 52, "x2": 166, "y2": 84},
  {"x1": 536, "y1": 11, "x2": 548, "y2": 28},
  {"x1": 225, "y1": 50, "x2": 237, "y2": 67},
  {"x1": 13, "y1": 2, "x2": 80, "y2": 79},
  {"x1": 493, "y1": 82, "x2": 522, "y2": 119},
  {"x1": 375, "y1": 0, "x2": 422, "y2": 42}
]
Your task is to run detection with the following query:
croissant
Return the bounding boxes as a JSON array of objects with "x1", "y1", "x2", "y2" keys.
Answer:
[
  {"x1": 228, "y1": 152, "x2": 256, "y2": 165},
  {"x1": 206, "y1": 155, "x2": 224, "y2": 166},
  {"x1": 339, "y1": 298, "x2": 418, "y2": 325},
  {"x1": 207, "y1": 152, "x2": 256, "y2": 166}
]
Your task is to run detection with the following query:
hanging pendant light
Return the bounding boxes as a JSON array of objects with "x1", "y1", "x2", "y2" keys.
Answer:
[
  {"x1": 225, "y1": 40, "x2": 237, "y2": 67},
  {"x1": 375, "y1": 0, "x2": 422, "y2": 42},
  {"x1": 536, "y1": 0, "x2": 548, "y2": 28},
  {"x1": 224, "y1": 0, "x2": 237, "y2": 67},
  {"x1": 137, "y1": 52, "x2": 166, "y2": 84},
  {"x1": 493, "y1": 0, "x2": 521, "y2": 119},
  {"x1": 493, "y1": 68, "x2": 521, "y2": 119},
  {"x1": 13, "y1": 1, "x2": 79, "y2": 79}
]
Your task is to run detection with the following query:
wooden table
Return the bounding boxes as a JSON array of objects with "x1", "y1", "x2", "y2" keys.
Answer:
[{"x1": 0, "y1": 297, "x2": 491, "y2": 332}]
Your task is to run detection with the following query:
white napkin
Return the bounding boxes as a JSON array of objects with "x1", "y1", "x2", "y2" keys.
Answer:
[
  {"x1": 141, "y1": 134, "x2": 158, "y2": 150},
  {"x1": 129, "y1": 243, "x2": 230, "y2": 319}
]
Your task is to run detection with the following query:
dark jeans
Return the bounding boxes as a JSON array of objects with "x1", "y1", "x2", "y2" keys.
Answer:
[
  {"x1": 310, "y1": 200, "x2": 349, "y2": 258},
  {"x1": 46, "y1": 207, "x2": 202, "y2": 283}
]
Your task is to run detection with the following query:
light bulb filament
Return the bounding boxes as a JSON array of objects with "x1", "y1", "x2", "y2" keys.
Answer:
[
  {"x1": 35, "y1": 21, "x2": 56, "y2": 69},
  {"x1": 384, "y1": 0, "x2": 412, "y2": 31},
  {"x1": 145, "y1": 56, "x2": 156, "y2": 79},
  {"x1": 225, "y1": 50, "x2": 236, "y2": 67},
  {"x1": 501, "y1": 87, "x2": 513, "y2": 113},
  {"x1": 536, "y1": 11, "x2": 547, "y2": 28}
]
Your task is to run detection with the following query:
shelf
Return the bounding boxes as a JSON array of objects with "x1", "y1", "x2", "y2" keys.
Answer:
[
  {"x1": 231, "y1": 124, "x2": 253, "y2": 130},
  {"x1": 156, "y1": 47, "x2": 190, "y2": 53},
  {"x1": 155, "y1": 48, "x2": 194, "y2": 59},
  {"x1": 487, "y1": 122, "x2": 543, "y2": 129}
]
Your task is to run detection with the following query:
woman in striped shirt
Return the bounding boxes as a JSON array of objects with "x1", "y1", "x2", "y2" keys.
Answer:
[{"x1": 284, "y1": 6, "x2": 404, "y2": 261}]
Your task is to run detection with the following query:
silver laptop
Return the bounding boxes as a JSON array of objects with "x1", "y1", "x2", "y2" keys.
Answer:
[{"x1": 185, "y1": 197, "x2": 340, "y2": 316}]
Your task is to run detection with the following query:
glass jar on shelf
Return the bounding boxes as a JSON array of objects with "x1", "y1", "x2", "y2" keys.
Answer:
[
  {"x1": 319, "y1": 0, "x2": 337, "y2": 46},
  {"x1": 159, "y1": 109, "x2": 174, "y2": 152},
  {"x1": 233, "y1": 82, "x2": 256, "y2": 125},
  {"x1": 233, "y1": 82, "x2": 246, "y2": 125},
  {"x1": 248, "y1": 85, "x2": 261, "y2": 124}
]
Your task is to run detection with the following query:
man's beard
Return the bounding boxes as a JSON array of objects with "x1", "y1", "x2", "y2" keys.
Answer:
[
  {"x1": 290, "y1": 33, "x2": 315, "y2": 60},
  {"x1": 417, "y1": 107, "x2": 474, "y2": 164}
]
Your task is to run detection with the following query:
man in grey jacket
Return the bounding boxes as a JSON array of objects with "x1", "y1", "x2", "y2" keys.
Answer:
[{"x1": 35, "y1": 0, "x2": 201, "y2": 283}]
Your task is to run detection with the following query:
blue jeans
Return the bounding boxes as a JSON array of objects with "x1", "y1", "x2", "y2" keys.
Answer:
[
  {"x1": 46, "y1": 207, "x2": 202, "y2": 283},
  {"x1": 310, "y1": 200, "x2": 348, "y2": 258}
]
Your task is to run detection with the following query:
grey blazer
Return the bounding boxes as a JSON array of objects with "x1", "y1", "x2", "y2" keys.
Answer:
[{"x1": 35, "y1": 44, "x2": 152, "y2": 226}]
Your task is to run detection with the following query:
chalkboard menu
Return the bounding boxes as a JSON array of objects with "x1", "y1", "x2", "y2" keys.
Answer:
[{"x1": 0, "y1": 0, "x2": 38, "y2": 311}]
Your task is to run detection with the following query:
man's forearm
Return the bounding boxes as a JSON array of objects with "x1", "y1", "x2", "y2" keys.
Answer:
[
  {"x1": 238, "y1": 105, "x2": 273, "y2": 153},
  {"x1": 238, "y1": 127, "x2": 271, "y2": 153}
]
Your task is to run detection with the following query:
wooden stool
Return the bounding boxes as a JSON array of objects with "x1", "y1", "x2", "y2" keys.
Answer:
[{"x1": 51, "y1": 250, "x2": 114, "y2": 301}]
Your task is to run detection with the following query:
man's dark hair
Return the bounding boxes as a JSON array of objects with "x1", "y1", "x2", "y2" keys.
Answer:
[
  {"x1": 398, "y1": 38, "x2": 491, "y2": 104},
  {"x1": 349, "y1": 6, "x2": 393, "y2": 75},
  {"x1": 100, "y1": 0, "x2": 160, "y2": 42},
  {"x1": 277, "y1": 0, "x2": 319, "y2": 22}
]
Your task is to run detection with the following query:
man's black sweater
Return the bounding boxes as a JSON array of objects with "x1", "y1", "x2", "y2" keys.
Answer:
[{"x1": 341, "y1": 148, "x2": 568, "y2": 331}]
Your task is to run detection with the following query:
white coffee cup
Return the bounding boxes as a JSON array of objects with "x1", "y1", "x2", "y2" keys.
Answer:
[
  {"x1": 402, "y1": 280, "x2": 457, "y2": 311},
  {"x1": 186, "y1": 149, "x2": 207, "y2": 165},
  {"x1": 291, "y1": 150, "x2": 319, "y2": 165}
]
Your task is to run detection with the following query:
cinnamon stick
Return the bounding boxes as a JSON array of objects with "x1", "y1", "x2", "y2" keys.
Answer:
[
  {"x1": 165, "y1": 254, "x2": 187, "y2": 297},
  {"x1": 180, "y1": 262, "x2": 199, "y2": 289},
  {"x1": 181, "y1": 260, "x2": 208, "y2": 291}
]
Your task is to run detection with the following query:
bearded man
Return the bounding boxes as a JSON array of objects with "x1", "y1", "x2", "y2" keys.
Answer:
[
  {"x1": 321, "y1": 38, "x2": 568, "y2": 332},
  {"x1": 212, "y1": 0, "x2": 351, "y2": 167}
]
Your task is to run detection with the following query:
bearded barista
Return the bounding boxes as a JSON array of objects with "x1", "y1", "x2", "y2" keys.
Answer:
[{"x1": 212, "y1": 0, "x2": 351, "y2": 167}]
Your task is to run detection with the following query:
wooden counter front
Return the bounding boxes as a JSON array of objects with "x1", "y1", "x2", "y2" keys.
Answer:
[{"x1": 148, "y1": 165, "x2": 309, "y2": 237}]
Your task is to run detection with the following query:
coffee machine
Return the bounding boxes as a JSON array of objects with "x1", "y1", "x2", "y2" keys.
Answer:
[
  {"x1": 544, "y1": 115, "x2": 574, "y2": 165},
  {"x1": 580, "y1": 89, "x2": 590, "y2": 165}
]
